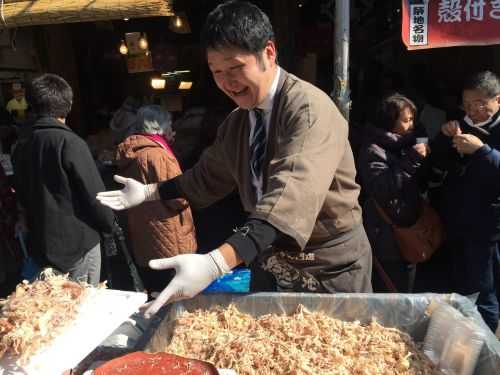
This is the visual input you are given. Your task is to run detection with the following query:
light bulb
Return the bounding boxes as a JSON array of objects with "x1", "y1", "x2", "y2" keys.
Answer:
[
  {"x1": 151, "y1": 78, "x2": 166, "y2": 90},
  {"x1": 178, "y1": 81, "x2": 193, "y2": 90},
  {"x1": 138, "y1": 35, "x2": 148, "y2": 50},
  {"x1": 119, "y1": 40, "x2": 128, "y2": 55},
  {"x1": 175, "y1": 16, "x2": 182, "y2": 28}
]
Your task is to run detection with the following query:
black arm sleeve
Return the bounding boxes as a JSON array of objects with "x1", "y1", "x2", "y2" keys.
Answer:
[
  {"x1": 159, "y1": 177, "x2": 283, "y2": 264},
  {"x1": 158, "y1": 178, "x2": 183, "y2": 200},
  {"x1": 225, "y1": 219, "x2": 283, "y2": 265}
]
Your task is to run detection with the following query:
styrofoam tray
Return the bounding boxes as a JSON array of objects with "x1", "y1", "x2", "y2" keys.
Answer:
[{"x1": 0, "y1": 289, "x2": 147, "y2": 375}]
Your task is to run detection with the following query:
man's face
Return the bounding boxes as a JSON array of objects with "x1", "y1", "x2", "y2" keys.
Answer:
[
  {"x1": 13, "y1": 90, "x2": 24, "y2": 101},
  {"x1": 207, "y1": 41, "x2": 277, "y2": 109},
  {"x1": 462, "y1": 88, "x2": 500, "y2": 124}
]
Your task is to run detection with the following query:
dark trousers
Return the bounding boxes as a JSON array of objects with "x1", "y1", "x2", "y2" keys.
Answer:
[{"x1": 451, "y1": 237, "x2": 499, "y2": 333}]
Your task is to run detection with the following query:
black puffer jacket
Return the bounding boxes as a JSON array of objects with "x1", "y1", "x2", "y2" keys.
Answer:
[
  {"x1": 12, "y1": 117, "x2": 114, "y2": 271},
  {"x1": 357, "y1": 126, "x2": 427, "y2": 261}
]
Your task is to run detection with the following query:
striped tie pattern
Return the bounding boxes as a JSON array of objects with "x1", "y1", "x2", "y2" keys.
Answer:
[{"x1": 250, "y1": 108, "x2": 266, "y2": 183}]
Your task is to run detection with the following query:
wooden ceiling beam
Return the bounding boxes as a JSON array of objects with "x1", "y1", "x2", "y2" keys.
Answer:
[{"x1": 0, "y1": 0, "x2": 173, "y2": 28}]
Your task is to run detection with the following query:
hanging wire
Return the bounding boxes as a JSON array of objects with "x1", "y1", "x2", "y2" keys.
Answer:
[
  {"x1": 11, "y1": 27, "x2": 17, "y2": 51},
  {"x1": 0, "y1": 0, "x2": 6, "y2": 27}
]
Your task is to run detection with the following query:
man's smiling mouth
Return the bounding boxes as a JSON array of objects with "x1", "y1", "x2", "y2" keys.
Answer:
[{"x1": 231, "y1": 87, "x2": 248, "y2": 96}]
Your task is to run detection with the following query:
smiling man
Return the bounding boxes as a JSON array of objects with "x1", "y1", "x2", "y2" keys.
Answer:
[
  {"x1": 97, "y1": 0, "x2": 372, "y2": 317},
  {"x1": 431, "y1": 71, "x2": 500, "y2": 333}
]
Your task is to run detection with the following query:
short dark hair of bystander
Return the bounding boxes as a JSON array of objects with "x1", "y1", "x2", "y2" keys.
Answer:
[{"x1": 27, "y1": 73, "x2": 73, "y2": 119}]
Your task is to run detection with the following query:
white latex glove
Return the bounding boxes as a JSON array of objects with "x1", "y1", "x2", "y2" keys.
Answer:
[
  {"x1": 142, "y1": 249, "x2": 230, "y2": 318},
  {"x1": 96, "y1": 175, "x2": 159, "y2": 210}
]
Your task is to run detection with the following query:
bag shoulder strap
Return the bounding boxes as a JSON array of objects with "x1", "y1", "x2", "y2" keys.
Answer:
[
  {"x1": 373, "y1": 255, "x2": 398, "y2": 292},
  {"x1": 374, "y1": 198, "x2": 430, "y2": 227},
  {"x1": 373, "y1": 200, "x2": 394, "y2": 226}
]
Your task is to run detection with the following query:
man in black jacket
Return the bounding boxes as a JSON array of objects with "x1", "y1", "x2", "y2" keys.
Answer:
[
  {"x1": 431, "y1": 71, "x2": 500, "y2": 333},
  {"x1": 12, "y1": 74, "x2": 114, "y2": 286}
]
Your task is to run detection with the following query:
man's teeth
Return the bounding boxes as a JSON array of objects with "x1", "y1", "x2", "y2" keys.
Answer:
[{"x1": 233, "y1": 88, "x2": 247, "y2": 96}]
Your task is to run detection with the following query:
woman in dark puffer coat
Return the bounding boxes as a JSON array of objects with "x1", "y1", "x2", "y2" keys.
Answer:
[{"x1": 358, "y1": 93, "x2": 430, "y2": 292}]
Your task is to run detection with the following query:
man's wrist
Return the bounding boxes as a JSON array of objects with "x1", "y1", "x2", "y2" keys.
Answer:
[
  {"x1": 144, "y1": 183, "x2": 160, "y2": 201},
  {"x1": 208, "y1": 248, "x2": 231, "y2": 276}
]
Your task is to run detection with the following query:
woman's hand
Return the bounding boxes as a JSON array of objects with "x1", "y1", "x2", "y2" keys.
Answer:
[{"x1": 413, "y1": 143, "x2": 431, "y2": 158}]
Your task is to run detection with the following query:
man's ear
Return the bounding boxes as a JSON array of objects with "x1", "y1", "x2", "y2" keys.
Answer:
[{"x1": 264, "y1": 40, "x2": 277, "y2": 65}]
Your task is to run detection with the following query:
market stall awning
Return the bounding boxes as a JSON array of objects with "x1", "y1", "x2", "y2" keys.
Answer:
[
  {"x1": 0, "y1": 0, "x2": 173, "y2": 28},
  {"x1": 402, "y1": 0, "x2": 500, "y2": 50}
]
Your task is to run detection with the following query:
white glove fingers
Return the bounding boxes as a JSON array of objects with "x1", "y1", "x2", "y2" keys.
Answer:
[
  {"x1": 96, "y1": 190, "x2": 122, "y2": 198},
  {"x1": 105, "y1": 197, "x2": 126, "y2": 206},
  {"x1": 98, "y1": 199, "x2": 125, "y2": 211},
  {"x1": 96, "y1": 195, "x2": 122, "y2": 204},
  {"x1": 149, "y1": 257, "x2": 178, "y2": 270},
  {"x1": 95, "y1": 194, "x2": 122, "y2": 204},
  {"x1": 109, "y1": 203, "x2": 126, "y2": 211},
  {"x1": 143, "y1": 284, "x2": 178, "y2": 318}
]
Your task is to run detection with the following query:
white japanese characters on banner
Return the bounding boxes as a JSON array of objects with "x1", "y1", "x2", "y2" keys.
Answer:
[
  {"x1": 438, "y1": 0, "x2": 500, "y2": 22},
  {"x1": 402, "y1": 0, "x2": 500, "y2": 49}
]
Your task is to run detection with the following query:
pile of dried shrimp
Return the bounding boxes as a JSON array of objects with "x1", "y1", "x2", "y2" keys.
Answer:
[
  {"x1": 0, "y1": 269, "x2": 90, "y2": 364},
  {"x1": 165, "y1": 304, "x2": 440, "y2": 375}
]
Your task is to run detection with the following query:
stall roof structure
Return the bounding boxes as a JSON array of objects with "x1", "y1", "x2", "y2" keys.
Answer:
[{"x1": 0, "y1": 0, "x2": 173, "y2": 28}]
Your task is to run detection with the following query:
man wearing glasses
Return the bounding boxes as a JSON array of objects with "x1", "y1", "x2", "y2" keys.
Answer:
[{"x1": 431, "y1": 71, "x2": 500, "y2": 333}]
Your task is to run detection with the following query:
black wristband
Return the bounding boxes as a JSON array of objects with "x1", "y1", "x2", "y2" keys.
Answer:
[
  {"x1": 226, "y1": 219, "x2": 282, "y2": 265},
  {"x1": 158, "y1": 178, "x2": 182, "y2": 200}
]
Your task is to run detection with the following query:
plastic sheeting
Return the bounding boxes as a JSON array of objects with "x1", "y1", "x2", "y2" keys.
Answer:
[{"x1": 138, "y1": 293, "x2": 500, "y2": 375}]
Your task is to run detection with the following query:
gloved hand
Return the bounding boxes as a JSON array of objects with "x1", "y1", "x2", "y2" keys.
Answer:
[
  {"x1": 96, "y1": 175, "x2": 159, "y2": 210},
  {"x1": 142, "y1": 249, "x2": 231, "y2": 318}
]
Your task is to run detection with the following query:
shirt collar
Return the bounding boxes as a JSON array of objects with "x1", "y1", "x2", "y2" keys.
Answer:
[
  {"x1": 464, "y1": 114, "x2": 492, "y2": 127},
  {"x1": 256, "y1": 67, "x2": 281, "y2": 112}
]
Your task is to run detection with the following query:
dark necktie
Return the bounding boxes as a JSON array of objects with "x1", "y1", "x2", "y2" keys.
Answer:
[{"x1": 250, "y1": 108, "x2": 266, "y2": 183}]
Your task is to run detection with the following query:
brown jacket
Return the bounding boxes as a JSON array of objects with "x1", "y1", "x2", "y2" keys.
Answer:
[
  {"x1": 175, "y1": 70, "x2": 362, "y2": 258},
  {"x1": 116, "y1": 135, "x2": 197, "y2": 267}
]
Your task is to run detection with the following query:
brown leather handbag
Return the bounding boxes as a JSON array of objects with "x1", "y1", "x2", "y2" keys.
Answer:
[{"x1": 374, "y1": 200, "x2": 445, "y2": 264}]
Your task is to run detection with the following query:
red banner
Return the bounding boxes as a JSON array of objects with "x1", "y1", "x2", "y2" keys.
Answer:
[{"x1": 402, "y1": 0, "x2": 500, "y2": 50}]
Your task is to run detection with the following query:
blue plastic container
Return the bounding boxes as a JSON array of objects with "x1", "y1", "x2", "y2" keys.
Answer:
[{"x1": 203, "y1": 267, "x2": 251, "y2": 294}]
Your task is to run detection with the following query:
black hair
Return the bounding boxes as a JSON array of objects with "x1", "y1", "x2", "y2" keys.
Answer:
[
  {"x1": 201, "y1": 1, "x2": 275, "y2": 56},
  {"x1": 27, "y1": 73, "x2": 73, "y2": 119},
  {"x1": 463, "y1": 71, "x2": 500, "y2": 97},
  {"x1": 375, "y1": 93, "x2": 417, "y2": 132}
]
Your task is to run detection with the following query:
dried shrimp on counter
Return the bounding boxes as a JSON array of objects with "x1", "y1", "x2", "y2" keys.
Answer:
[
  {"x1": 165, "y1": 304, "x2": 440, "y2": 375},
  {"x1": 0, "y1": 269, "x2": 92, "y2": 364}
]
